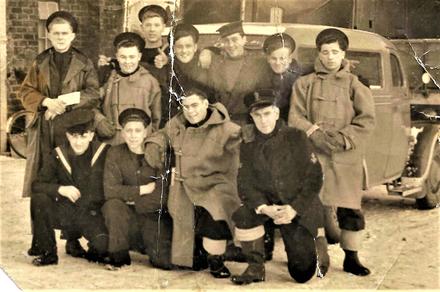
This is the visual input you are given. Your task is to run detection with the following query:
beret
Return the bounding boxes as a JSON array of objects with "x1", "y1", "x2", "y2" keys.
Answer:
[
  {"x1": 46, "y1": 11, "x2": 78, "y2": 33},
  {"x1": 60, "y1": 108, "x2": 94, "y2": 134},
  {"x1": 171, "y1": 23, "x2": 199, "y2": 43},
  {"x1": 316, "y1": 28, "x2": 349, "y2": 51},
  {"x1": 217, "y1": 21, "x2": 244, "y2": 38},
  {"x1": 118, "y1": 108, "x2": 151, "y2": 127},
  {"x1": 263, "y1": 33, "x2": 296, "y2": 54},
  {"x1": 138, "y1": 4, "x2": 168, "y2": 23},
  {"x1": 244, "y1": 89, "x2": 279, "y2": 111},
  {"x1": 113, "y1": 32, "x2": 146, "y2": 51}
]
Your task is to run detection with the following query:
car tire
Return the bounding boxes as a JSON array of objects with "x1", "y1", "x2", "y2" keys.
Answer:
[
  {"x1": 323, "y1": 206, "x2": 341, "y2": 244},
  {"x1": 416, "y1": 141, "x2": 440, "y2": 210}
]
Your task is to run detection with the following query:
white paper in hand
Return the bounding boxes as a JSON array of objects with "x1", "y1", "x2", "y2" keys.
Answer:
[{"x1": 57, "y1": 91, "x2": 80, "y2": 106}]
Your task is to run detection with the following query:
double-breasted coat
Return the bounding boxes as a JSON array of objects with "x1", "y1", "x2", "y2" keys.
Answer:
[
  {"x1": 19, "y1": 47, "x2": 100, "y2": 197},
  {"x1": 238, "y1": 121, "x2": 324, "y2": 235},
  {"x1": 147, "y1": 102, "x2": 241, "y2": 267},
  {"x1": 288, "y1": 58, "x2": 376, "y2": 209}
]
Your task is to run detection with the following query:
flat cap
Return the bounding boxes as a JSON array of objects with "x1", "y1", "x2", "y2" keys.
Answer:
[
  {"x1": 171, "y1": 23, "x2": 199, "y2": 43},
  {"x1": 244, "y1": 89, "x2": 279, "y2": 111},
  {"x1": 316, "y1": 28, "x2": 349, "y2": 51},
  {"x1": 138, "y1": 4, "x2": 168, "y2": 23},
  {"x1": 217, "y1": 21, "x2": 244, "y2": 38},
  {"x1": 113, "y1": 32, "x2": 146, "y2": 51},
  {"x1": 46, "y1": 11, "x2": 78, "y2": 33},
  {"x1": 118, "y1": 108, "x2": 151, "y2": 127},
  {"x1": 263, "y1": 33, "x2": 296, "y2": 54},
  {"x1": 60, "y1": 108, "x2": 94, "y2": 134}
]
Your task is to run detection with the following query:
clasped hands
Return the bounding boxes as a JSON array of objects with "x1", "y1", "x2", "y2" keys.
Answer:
[
  {"x1": 260, "y1": 204, "x2": 297, "y2": 225},
  {"x1": 43, "y1": 98, "x2": 66, "y2": 120}
]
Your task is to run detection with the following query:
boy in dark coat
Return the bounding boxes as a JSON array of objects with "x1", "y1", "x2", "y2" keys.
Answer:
[
  {"x1": 102, "y1": 108, "x2": 172, "y2": 269},
  {"x1": 20, "y1": 11, "x2": 100, "y2": 198},
  {"x1": 230, "y1": 89, "x2": 328, "y2": 285},
  {"x1": 29, "y1": 108, "x2": 110, "y2": 266}
]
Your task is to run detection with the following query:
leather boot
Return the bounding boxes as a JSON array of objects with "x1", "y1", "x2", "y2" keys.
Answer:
[
  {"x1": 343, "y1": 250, "x2": 370, "y2": 276},
  {"x1": 264, "y1": 223, "x2": 275, "y2": 261},
  {"x1": 65, "y1": 239, "x2": 86, "y2": 258},
  {"x1": 315, "y1": 236, "x2": 330, "y2": 277},
  {"x1": 32, "y1": 251, "x2": 58, "y2": 266},
  {"x1": 231, "y1": 237, "x2": 265, "y2": 285},
  {"x1": 208, "y1": 255, "x2": 231, "y2": 278}
]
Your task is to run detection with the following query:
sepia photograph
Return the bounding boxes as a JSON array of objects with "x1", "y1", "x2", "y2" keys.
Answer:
[{"x1": 0, "y1": 0, "x2": 439, "y2": 291}]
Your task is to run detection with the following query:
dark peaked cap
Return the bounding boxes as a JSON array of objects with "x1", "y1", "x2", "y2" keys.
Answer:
[
  {"x1": 217, "y1": 21, "x2": 244, "y2": 38},
  {"x1": 263, "y1": 33, "x2": 296, "y2": 54},
  {"x1": 138, "y1": 4, "x2": 168, "y2": 23},
  {"x1": 60, "y1": 108, "x2": 94, "y2": 134},
  {"x1": 244, "y1": 89, "x2": 279, "y2": 111},
  {"x1": 316, "y1": 28, "x2": 349, "y2": 50},
  {"x1": 118, "y1": 108, "x2": 151, "y2": 127},
  {"x1": 113, "y1": 32, "x2": 146, "y2": 50},
  {"x1": 46, "y1": 11, "x2": 78, "y2": 33}
]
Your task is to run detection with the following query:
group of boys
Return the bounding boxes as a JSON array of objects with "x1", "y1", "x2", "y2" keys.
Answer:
[{"x1": 19, "y1": 4, "x2": 375, "y2": 286}]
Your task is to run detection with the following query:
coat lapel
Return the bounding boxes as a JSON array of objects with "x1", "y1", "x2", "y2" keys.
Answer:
[{"x1": 63, "y1": 53, "x2": 85, "y2": 85}]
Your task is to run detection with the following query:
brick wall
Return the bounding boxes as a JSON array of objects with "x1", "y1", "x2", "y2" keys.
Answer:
[{"x1": 6, "y1": 0, "x2": 124, "y2": 115}]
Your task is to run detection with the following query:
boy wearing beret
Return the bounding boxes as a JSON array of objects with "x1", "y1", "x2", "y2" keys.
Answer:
[
  {"x1": 29, "y1": 108, "x2": 110, "y2": 266},
  {"x1": 102, "y1": 108, "x2": 172, "y2": 269},
  {"x1": 204, "y1": 21, "x2": 268, "y2": 125},
  {"x1": 289, "y1": 28, "x2": 375, "y2": 276},
  {"x1": 230, "y1": 89, "x2": 327, "y2": 285},
  {"x1": 97, "y1": 32, "x2": 161, "y2": 144}
]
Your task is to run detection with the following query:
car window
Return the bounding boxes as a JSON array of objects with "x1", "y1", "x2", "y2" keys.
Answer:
[
  {"x1": 390, "y1": 54, "x2": 404, "y2": 87},
  {"x1": 297, "y1": 47, "x2": 383, "y2": 88}
]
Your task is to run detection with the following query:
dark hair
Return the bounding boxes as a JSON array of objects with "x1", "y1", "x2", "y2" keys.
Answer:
[
  {"x1": 316, "y1": 28, "x2": 349, "y2": 51},
  {"x1": 184, "y1": 87, "x2": 208, "y2": 100},
  {"x1": 116, "y1": 40, "x2": 142, "y2": 52}
]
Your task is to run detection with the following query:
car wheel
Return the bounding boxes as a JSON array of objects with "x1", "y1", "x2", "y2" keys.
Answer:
[
  {"x1": 323, "y1": 206, "x2": 341, "y2": 244},
  {"x1": 416, "y1": 141, "x2": 440, "y2": 210}
]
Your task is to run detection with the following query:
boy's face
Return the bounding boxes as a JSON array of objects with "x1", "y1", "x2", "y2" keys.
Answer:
[
  {"x1": 182, "y1": 94, "x2": 209, "y2": 124},
  {"x1": 250, "y1": 105, "x2": 279, "y2": 135},
  {"x1": 318, "y1": 41, "x2": 345, "y2": 72},
  {"x1": 121, "y1": 121, "x2": 148, "y2": 150},
  {"x1": 66, "y1": 131, "x2": 94, "y2": 155},
  {"x1": 174, "y1": 35, "x2": 197, "y2": 64},
  {"x1": 116, "y1": 46, "x2": 142, "y2": 74},
  {"x1": 267, "y1": 47, "x2": 293, "y2": 74},
  {"x1": 47, "y1": 22, "x2": 76, "y2": 53},
  {"x1": 141, "y1": 16, "x2": 166, "y2": 43},
  {"x1": 222, "y1": 32, "x2": 246, "y2": 58}
]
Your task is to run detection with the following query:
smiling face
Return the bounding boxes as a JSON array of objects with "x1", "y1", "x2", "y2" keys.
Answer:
[
  {"x1": 250, "y1": 105, "x2": 279, "y2": 135},
  {"x1": 222, "y1": 32, "x2": 246, "y2": 58},
  {"x1": 174, "y1": 35, "x2": 197, "y2": 64},
  {"x1": 116, "y1": 46, "x2": 142, "y2": 74},
  {"x1": 182, "y1": 94, "x2": 209, "y2": 125},
  {"x1": 141, "y1": 16, "x2": 166, "y2": 44},
  {"x1": 66, "y1": 131, "x2": 94, "y2": 155},
  {"x1": 121, "y1": 121, "x2": 148, "y2": 151},
  {"x1": 318, "y1": 41, "x2": 346, "y2": 72},
  {"x1": 47, "y1": 21, "x2": 76, "y2": 53},
  {"x1": 267, "y1": 47, "x2": 293, "y2": 74}
]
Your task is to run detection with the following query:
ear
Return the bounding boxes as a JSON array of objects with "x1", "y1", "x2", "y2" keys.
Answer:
[
  {"x1": 70, "y1": 33, "x2": 76, "y2": 42},
  {"x1": 341, "y1": 50, "x2": 346, "y2": 59},
  {"x1": 274, "y1": 106, "x2": 280, "y2": 120},
  {"x1": 88, "y1": 132, "x2": 95, "y2": 141},
  {"x1": 194, "y1": 43, "x2": 198, "y2": 52},
  {"x1": 202, "y1": 98, "x2": 209, "y2": 107}
]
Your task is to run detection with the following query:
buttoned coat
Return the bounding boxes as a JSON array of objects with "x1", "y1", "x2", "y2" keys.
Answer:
[
  {"x1": 20, "y1": 47, "x2": 100, "y2": 197},
  {"x1": 147, "y1": 102, "x2": 241, "y2": 267},
  {"x1": 288, "y1": 58, "x2": 376, "y2": 209},
  {"x1": 239, "y1": 121, "x2": 324, "y2": 235}
]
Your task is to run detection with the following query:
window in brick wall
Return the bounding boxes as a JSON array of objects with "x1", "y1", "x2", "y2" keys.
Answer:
[{"x1": 38, "y1": 1, "x2": 59, "y2": 52}]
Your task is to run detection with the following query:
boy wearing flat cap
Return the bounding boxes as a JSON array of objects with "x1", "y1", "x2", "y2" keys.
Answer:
[
  {"x1": 289, "y1": 28, "x2": 375, "y2": 276},
  {"x1": 230, "y1": 89, "x2": 327, "y2": 285},
  {"x1": 102, "y1": 108, "x2": 172, "y2": 269},
  {"x1": 29, "y1": 108, "x2": 110, "y2": 266},
  {"x1": 204, "y1": 21, "x2": 268, "y2": 125},
  {"x1": 146, "y1": 87, "x2": 241, "y2": 278},
  {"x1": 97, "y1": 32, "x2": 161, "y2": 144},
  {"x1": 262, "y1": 33, "x2": 302, "y2": 122}
]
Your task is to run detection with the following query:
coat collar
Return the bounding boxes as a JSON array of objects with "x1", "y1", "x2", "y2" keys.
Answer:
[
  {"x1": 113, "y1": 65, "x2": 152, "y2": 83},
  {"x1": 314, "y1": 57, "x2": 350, "y2": 79}
]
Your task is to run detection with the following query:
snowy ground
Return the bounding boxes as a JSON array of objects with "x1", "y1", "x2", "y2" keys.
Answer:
[{"x1": 0, "y1": 155, "x2": 439, "y2": 291}]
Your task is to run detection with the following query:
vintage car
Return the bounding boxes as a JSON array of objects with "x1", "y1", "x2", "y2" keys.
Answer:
[{"x1": 195, "y1": 22, "x2": 440, "y2": 218}]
